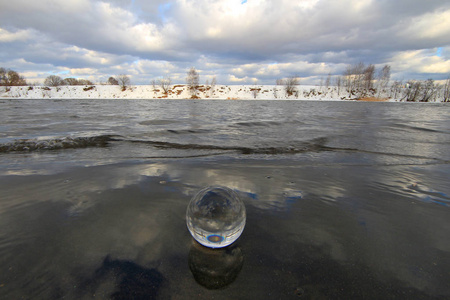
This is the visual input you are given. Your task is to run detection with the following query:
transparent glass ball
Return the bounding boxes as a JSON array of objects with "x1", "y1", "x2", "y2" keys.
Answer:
[{"x1": 186, "y1": 186, "x2": 246, "y2": 248}]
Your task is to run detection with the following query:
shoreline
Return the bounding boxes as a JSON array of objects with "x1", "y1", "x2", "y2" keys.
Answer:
[
  {"x1": 0, "y1": 84, "x2": 396, "y2": 102},
  {"x1": 1, "y1": 84, "x2": 448, "y2": 103},
  {"x1": 2, "y1": 97, "x2": 447, "y2": 104}
]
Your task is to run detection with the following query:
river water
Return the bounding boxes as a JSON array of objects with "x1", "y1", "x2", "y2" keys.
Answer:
[{"x1": 0, "y1": 99, "x2": 449, "y2": 299}]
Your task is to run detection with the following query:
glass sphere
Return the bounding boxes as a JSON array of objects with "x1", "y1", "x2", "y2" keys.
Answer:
[{"x1": 186, "y1": 186, "x2": 246, "y2": 248}]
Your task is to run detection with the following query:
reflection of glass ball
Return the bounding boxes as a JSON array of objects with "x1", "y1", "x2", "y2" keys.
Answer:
[
  {"x1": 189, "y1": 241, "x2": 244, "y2": 289},
  {"x1": 186, "y1": 186, "x2": 246, "y2": 248}
]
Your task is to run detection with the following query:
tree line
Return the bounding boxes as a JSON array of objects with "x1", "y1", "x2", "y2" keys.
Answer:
[
  {"x1": 41, "y1": 74, "x2": 133, "y2": 91},
  {"x1": 2, "y1": 65, "x2": 449, "y2": 102},
  {"x1": 43, "y1": 75, "x2": 94, "y2": 87},
  {"x1": 276, "y1": 62, "x2": 449, "y2": 102},
  {"x1": 0, "y1": 68, "x2": 27, "y2": 86}
]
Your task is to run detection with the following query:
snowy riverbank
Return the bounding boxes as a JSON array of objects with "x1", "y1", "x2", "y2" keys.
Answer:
[
  {"x1": 0, "y1": 84, "x2": 400, "y2": 101},
  {"x1": 3, "y1": 84, "x2": 448, "y2": 102}
]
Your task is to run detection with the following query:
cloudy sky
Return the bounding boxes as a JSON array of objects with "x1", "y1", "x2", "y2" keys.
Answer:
[{"x1": 1, "y1": 0, "x2": 450, "y2": 85}]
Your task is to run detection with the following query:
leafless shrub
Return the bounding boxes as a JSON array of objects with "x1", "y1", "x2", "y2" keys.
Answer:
[
  {"x1": 209, "y1": 76, "x2": 217, "y2": 96},
  {"x1": 251, "y1": 81, "x2": 260, "y2": 99},
  {"x1": 325, "y1": 73, "x2": 331, "y2": 91},
  {"x1": 284, "y1": 76, "x2": 299, "y2": 96},
  {"x1": 390, "y1": 80, "x2": 403, "y2": 100},
  {"x1": 78, "y1": 79, "x2": 94, "y2": 85},
  {"x1": 343, "y1": 62, "x2": 376, "y2": 98},
  {"x1": 335, "y1": 76, "x2": 342, "y2": 96},
  {"x1": 363, "y1": 64, "x2": 375, "y2": 91},
  {"x1": 376, "y1": 65, "x2": 391, "y2": 97},
  {"x1": 108, "y1": 77, "x2": 119, "y2": 85},
  {"x1": 186, "y1": 67, "x2": 200, "y2": 97},
  {"x1": 63, "y1": 78, "x2": 79, "y2": 86},
  {"x1": 158, "y1": 76, "x2": 172, "y2": 94},
  {"x1": 405, "y1": 81, "x2": 422, "y2": 102},
  {"x1": 117, "y1": 74, "x2": 131, "y2": 91},
  {"x1": 44, "y1": 75, "x2": 63, "y2": 87},
  {"x1": 443, "y1": 76, "x2": 450, "y2": 102},
  {"x1": 420, "y1": 79, "x2": 436, "y2": 102}
]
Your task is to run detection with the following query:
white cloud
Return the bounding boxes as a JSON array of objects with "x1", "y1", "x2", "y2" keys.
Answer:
[
  {"x1": 228, "y1": 74, "x2": 251, "y2": 83},
  {"x1": 69, "y1": 68, "x2": 98, "y2": 76},
  {"x1": 0, "y1": 28, "x2": 31, "y2": 42},
  {"x1": 0, "y1": 0, "x2": 449, "y2": 84},
  {"x1": 401, "y1": 9, "x2": 450, "y2": 41},
  {"x1": 390, "y1": 49, "x2": 450, "y2": 79},
  {"x1": 297, "y1": 0, "x2": 320, "y2": 10}
]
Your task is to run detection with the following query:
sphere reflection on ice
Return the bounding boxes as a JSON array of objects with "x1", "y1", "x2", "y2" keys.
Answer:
[
  {"x1": 186, "y1": 186, "x2": 246, "y2": 248},
  {"x1": 188, "y1": 241, "x2": 244, "y2": 289}
]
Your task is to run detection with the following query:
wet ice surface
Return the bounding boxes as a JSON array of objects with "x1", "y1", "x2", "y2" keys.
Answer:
[{"x1": 0, "y1": 99, "x2": 449, "y2": 299}]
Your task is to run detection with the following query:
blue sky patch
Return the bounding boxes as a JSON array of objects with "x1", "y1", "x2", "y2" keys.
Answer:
[{"x1": 158, "y1": 2, "x2": 172, "y2": 23}]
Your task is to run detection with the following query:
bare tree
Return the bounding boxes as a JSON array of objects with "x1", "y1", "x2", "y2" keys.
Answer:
[
  {"x1": 318, "y1": 77, "x2": 323, "y2": 92},
  {"x1": 78, "y1": 79, "x2": 94, "y2": 85},
  {"x1": 443, "y1": 76, "x2": 450, "y2": 102},
  {"x1": 363, "y1": 64, "x2": 375, "y2": 91},
  {"x1": 117, "y1": 74, "x2": 131, "y2": 91},
  {"x1": 44, "y1": 75, "x2": 63, "y2": 87},
  {"x1": 377, "y1": 65, "x2": 391, "y2": 97},
  {"x1": 276, "y1": 78, "x2": 284, "y2": 85},
  {"x1": 343, "y1": 65, "x2": 354, "y2": 94},
  {"x1": 420, "y1": 79, "x2": 436, "y2": 102},
  {"x1": 210, "y1": 76, "x2": 217, "y2": 96},
  {"x1": 343, "y1": 62, "x2": 377, "y2": 98},
  {"x1": 63, "y1": 78, "x2": 79, "y2": 85},
  {"x1": 390, "y1": 80, "x2": 403, "y2": 100},
  {"x1": 158, "y1": 76, "x2": 172, "y2": 94},
  {"x1": 335, "y1": 76, "x2": 342, "y2": 96},
  {"x1": 405, "y1": 81, "x2": 422, "y2": 102},
  {"x1": 251, "y1": 80, "x2": 260, "y2": 99},
  {"x1": 325, "y1": 73, "x2": 331, "y2": 91},
  {"x1": 186, "y1": 67, "x2": 200, "y2": 97},
  {"x1": 150, "y1": 79, "x2": 157, "y2": 92},
  {"x1": 8, "y1": 70, "x2": 26, "y2": 86},
  {"x1": 284, "y1": 76, "x2": 299, "y2": 96},
  {"x1": 60, "y1": 78, "x2": 94, "y2": 86},
  {"x1": 343, "y1": 62, "x2": 365, "y2": 95},
  {"x1": 0, "y1": 68, "x2": 6, "y2": 86},
  {"x1": 1, "y1": 68, "x2": 27, "y2": 86},
  {"x1": 108, "y1": 76, "x2": 119, "y2": 85}
]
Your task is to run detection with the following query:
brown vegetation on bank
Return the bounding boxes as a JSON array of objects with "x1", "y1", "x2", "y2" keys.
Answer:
[{"x1": 356, "y1": 97, "x2": 387, "y2": 102}]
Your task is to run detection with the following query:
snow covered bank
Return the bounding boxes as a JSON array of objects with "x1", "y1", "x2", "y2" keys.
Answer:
[{"x1": 1, "y1": 84, "x2": 443, "y2": 102}]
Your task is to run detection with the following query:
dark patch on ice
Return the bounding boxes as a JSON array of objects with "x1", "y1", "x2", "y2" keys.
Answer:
[{"x1": 78, "y1": 255, "x2": 165, "y2": 300}]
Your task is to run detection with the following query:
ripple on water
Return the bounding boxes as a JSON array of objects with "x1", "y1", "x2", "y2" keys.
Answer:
[
  {"x1": 405, "y1": 183, "x2": 450, "y2": 207},
  {"x1": 373, "y1": 168, "x2": 450, "y2": 208}
]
